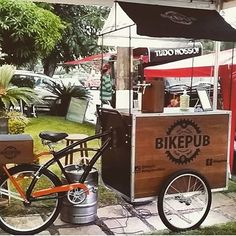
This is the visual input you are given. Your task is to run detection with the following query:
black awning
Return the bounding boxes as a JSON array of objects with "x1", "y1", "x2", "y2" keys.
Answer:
[{"x1": 118, "y1": 1, "x2": 236, "y2": 42}]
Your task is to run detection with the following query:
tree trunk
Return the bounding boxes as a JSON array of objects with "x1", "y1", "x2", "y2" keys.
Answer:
[
  {"x1": 116, "y1": 47, "x2": 131, "y2": 90},
  {"x1": 43, "y1": 57, "x2": 57, "y2": 77},
  {"x1": 115, "y1": 47, "x2": 133, "y2": 108}
]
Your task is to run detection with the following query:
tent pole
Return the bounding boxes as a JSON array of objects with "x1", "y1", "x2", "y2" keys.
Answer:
[
  {"x1": 213, "y1": 41, "x2": 220, "y2": 110},
  {"x1": 213, "y1": 1, "x2": 222, "y2": 110},
  {"x1": 128, "y1": 25, "x2": 132, "y2": 114}
]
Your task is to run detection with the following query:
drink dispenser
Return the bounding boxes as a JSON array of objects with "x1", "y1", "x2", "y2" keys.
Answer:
[{"x1": 141, "y1": 78, "x2": 165, "y2": 113}]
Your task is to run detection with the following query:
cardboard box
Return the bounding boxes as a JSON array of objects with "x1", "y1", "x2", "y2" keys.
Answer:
[{"x1": 0, "y1": 134, "x2": 34, "y2": 164}]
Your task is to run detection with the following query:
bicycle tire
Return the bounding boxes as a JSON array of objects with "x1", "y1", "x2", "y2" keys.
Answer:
[
  {"x1": 0, "y1": 164, "x2": 63, "y2": 235},
  {"x1": 157, "y1": 169, "x2": 212, "y2": 232}
]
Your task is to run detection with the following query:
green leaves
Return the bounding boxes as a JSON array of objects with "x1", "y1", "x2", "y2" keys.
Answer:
[
  {"x1": 0, "y1": 64, "x2": 15, "y2": 88},
  {"x1": 0, "y1": 64, "x2": 39, "y2": 110},
  {"x1": 45, "y1": 80, "x2": 90, "y2": 101},
  {"x1": 44, "y1": 80, "x2": 90, "y2": 116},
  {"x1": 0, "y1": 0, "x2": 66, "y2": 66},
  {"x1": 42, "y1": 4, "x2": 110, "y2": 75}
]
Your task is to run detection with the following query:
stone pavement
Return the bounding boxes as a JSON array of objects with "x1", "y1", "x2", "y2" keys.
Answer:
[
  {"x1": 0, "y1": 192, "x2": 236, "y2": 235},
  {"x1": 37, "y1": 192, "x2": 236, "y2": 235}
]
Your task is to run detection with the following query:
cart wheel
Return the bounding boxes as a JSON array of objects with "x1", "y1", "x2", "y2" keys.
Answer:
[{"x1": 157, "y1": 169, "x2": 211, "y2": 232}]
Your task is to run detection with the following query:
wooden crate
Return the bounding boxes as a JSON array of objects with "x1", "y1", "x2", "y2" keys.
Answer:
[
  {"x1": 134, "y1": 113, "x2": 230, "y2": 198},
  {"x1": 0, "y1": 134, "x2": 34, "y2": 164}
]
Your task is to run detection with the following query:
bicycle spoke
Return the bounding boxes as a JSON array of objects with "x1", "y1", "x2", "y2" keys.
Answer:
[
  {"x1": 163, "y1": 200, "x2": 192, "y2": 224},
  {"x1": 0, "y1": 187, "x2": 24, "y2": 202}
]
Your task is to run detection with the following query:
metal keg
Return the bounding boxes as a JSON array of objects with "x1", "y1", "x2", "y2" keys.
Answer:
[{"x1": 60, "y1": 164, "x2": 98, "y2": 224}]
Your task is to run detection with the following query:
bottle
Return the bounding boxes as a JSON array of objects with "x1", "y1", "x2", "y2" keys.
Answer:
[{"x1": 180, "y1": 90, "x2": 190, "y2": 110}]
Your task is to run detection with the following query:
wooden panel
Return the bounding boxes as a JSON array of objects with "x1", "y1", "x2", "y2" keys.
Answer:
[
  {"x1": 0, "y1": 135, "x2": 34, "y2": 164},
  {"x1": 100, "y1": 109, "x2": 132, "y2": 197},
  {"x1": 142, "y1": 79, "x2": 165, "y2": 113},
  {"x1": 134, "y1": 114, "x2": 229, "y2": 198}
]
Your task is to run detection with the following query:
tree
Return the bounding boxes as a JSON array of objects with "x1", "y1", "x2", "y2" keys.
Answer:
[
  {"x1": 200, "y1": 40, "x2": 235, "y2": 55},
  {"x1": 0, "y1": 0, "x2": 66, "y2": 67},
  {"x1": 45, "y1": 80, "x2": 90, "y2": 116},
  {"x1": 201, "y1": 40, "x2": 215, "y2": 54},
  {"x1": 221, "y1": 42, "x2": 235, "y2": 51},
  {"x1": 40, "y1": 4, "x2": 110, "y2": 76}
]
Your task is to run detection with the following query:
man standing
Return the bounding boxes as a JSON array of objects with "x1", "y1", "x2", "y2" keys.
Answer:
[{"x1": 100, "y1": 63, "x2": 112, "y2": 105}]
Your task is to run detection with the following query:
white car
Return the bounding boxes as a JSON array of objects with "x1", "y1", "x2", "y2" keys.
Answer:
[
  {"x1": 12, "y1": 70, "x2": 58, "y2": 111},
  {"x1": 13, "y1": 70, "x2": 59, "y2": 87}
]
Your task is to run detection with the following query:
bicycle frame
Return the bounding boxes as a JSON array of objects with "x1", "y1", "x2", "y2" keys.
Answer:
[{"x1": 2, "y1": 129, "x2": 112, "y2": 203}]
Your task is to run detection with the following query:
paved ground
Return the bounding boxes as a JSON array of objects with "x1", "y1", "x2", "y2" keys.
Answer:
[
  {"x1": 0, "y1": 191, "x2": 234, "y2": 235},
  {"x1": 52, "y1": 192, "x2": 236, "y2": 235}
]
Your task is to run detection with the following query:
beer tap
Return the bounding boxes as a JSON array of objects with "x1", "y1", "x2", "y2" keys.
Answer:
[{"x1": 137, "y1": 81, "x2": 152, "y2": 94}]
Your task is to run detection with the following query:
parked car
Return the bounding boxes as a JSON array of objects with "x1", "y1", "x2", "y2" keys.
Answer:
[
  {"x1": 84, "y1": 74, "x2": 101, "y2": 90},
  {"x1": 11, "y1": 70, "x2": 58, "y2": 112},
  {"x1": 13, "y1": 70, "x2": 57, "y2": 87}
]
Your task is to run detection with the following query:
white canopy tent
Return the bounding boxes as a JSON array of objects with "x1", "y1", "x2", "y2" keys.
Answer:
[
  {"x1": 32, "y1": 0, "x2": 236, "y2": 10},
  {"x1": 98, "y1": 3, "x2": 192, "y2": 48}
]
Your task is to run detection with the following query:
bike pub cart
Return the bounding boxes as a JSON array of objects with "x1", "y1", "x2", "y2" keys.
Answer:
[
  {"x1": 0, "y1": 1, "x2": 235, "y2": 234},
  {"x1": 97, "y1": 0, "x2": 236, "y2": 232}
]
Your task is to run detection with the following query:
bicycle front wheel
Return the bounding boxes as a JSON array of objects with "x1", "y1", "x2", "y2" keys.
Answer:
[
  {"x1": 158, "y1": 169, "x2": 211, "y2": 232},
  {"x1": 0, "y1": 164, "x2": 63, "y2": 235}
]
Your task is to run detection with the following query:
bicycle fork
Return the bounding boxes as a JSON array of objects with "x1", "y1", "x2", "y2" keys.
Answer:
[{"x1": 2, "y1": 165, "x2": 29, "y2": 203}]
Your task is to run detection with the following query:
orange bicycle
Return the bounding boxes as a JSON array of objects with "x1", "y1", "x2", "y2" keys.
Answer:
[{"x1": 0, "y1": 129, "x2": 112, "y2": 235}]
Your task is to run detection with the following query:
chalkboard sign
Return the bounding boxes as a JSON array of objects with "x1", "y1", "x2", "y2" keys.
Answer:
[
  {"x1": 66, "y1": 98, "x2": 89, "y2": 123},
  {"x1": 197, "y1": 88, "x2": 212, "y2": 111}
]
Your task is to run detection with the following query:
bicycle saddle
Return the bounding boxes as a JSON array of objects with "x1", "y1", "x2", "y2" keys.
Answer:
[{"x1": 39, "y1": 131, "x2": 68, "y2": 142}]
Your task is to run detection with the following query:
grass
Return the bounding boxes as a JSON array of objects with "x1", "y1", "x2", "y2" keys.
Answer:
[
  {"x1": 154, "y1": 222, "x2": 236, "y2": 235},
  {"x1": 24, "y1": 114, "x2": 118, "y2": 207},
  {"x1": 226, "y1": 179, "x2": 236, "y2": 192},
  {"x1": 25, "y1": 115, "x2": 98, "y2": 153}
]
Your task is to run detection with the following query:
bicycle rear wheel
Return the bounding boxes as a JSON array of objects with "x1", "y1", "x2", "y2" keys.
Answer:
[
  {"x1": 158, "y1": 169, "x2": 211, "y2": 232},
  {"x1": 0, "y1": 164, "x2": 63, "y2": 235}
]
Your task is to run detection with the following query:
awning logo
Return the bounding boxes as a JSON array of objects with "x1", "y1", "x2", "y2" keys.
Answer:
[
  {"x1": 156, "y1": 119, "x2": 210, "y2": 164},
  {"x1": 161, "y1": 11, "x2": 196, "y2": 25}
]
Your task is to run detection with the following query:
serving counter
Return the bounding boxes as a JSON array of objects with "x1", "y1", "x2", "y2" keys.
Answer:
[{"x1": 100, "y1": 108, "x2": 231, "y2": 203}]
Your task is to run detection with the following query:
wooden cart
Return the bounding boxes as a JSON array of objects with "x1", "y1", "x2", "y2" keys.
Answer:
[{"x1": 100, "y1": 108, "x2": 231, "y2": 203}]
